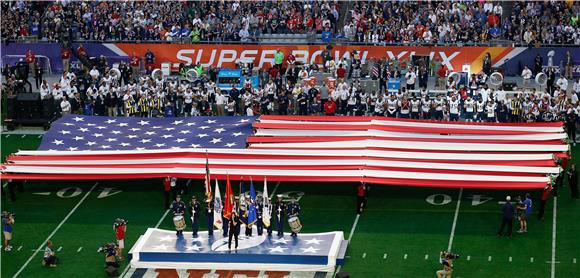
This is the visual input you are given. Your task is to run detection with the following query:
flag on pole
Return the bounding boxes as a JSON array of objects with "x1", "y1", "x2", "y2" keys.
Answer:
[
  {"x1": 247, "y1": 178, "x2": 258, "y2": 227},
  {"x1": 224, "y1": 174, "x2": 234, "y2": 220},
  {"x1": 262, "y1": 176, "x2": 271, "y2": 228},
  {"x1": 204, "y1": 152, "x2": 211, "y2": 199},
  {"x1": 239, "y1": 179, "x2": 247, "y2": 225},
  {"x1": 213, "y1": 179, "x2": 222, "y2": 230}
]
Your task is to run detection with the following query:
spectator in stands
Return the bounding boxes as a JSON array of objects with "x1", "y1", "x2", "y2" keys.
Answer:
[{"x1": 521, "y1": 66, "x2": 533, "y2": 88}]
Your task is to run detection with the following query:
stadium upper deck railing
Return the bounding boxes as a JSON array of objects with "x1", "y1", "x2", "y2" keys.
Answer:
[{"x1": 2, "y1": 36, "x2": 577, "y2": 48}]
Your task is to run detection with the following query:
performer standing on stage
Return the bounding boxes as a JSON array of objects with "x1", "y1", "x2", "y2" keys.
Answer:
[
  {"x1": 205, "y1": 193, "x2": 214, "y2": 236},
  {"x1": 274, "y1": 194, "x2": 286, "y2": 237},
  {"x1": 287, "y1": 199, "x2": 301, "y2": 237},
  {"x1": 170, "y1": 195, "x2": 186, "y2": 235},
  {"x1": 188, "y1": 195, "x2": 201, "y2": 237},
  {"x1": 228, "y1": 210, "x2": 240, "y2": 250}
]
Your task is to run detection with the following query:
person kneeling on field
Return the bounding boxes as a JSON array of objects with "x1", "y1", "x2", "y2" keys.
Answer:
[
  {"x1": 43, "y1": 241, "x2": 58, "y2": 267},
  {"x1": 102, "y1": 243, "x2": 120, "y2": 276},
  {"x1": 436, "y1": 251, "x2": 458, "y2": 278}
]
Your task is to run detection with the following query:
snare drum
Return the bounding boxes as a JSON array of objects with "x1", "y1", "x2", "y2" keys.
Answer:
[
  {"x1": 288, "y1": 216, "x2": 302, "y2": 233},
  {"x1": 173, "y1": 215, "x2": 186, "y2": 231}
]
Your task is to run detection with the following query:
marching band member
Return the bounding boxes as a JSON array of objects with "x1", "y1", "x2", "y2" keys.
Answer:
[
  {"x1": 189, "y1": 195, "x2": 201, "y2": 237},
  {"x1": 274, "y1": 194, "x2": 286, "y2": 237},
  {"x1": 170, "y1": 195, "x2": 186, "y2": 235},
  {"x1": 286, "y1": 199, "x2": 301, "y2": 237}
]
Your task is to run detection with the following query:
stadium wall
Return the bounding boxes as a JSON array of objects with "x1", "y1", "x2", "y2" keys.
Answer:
[{"x1": 1, "y1": 43, "x2": 578, "y2": 76}]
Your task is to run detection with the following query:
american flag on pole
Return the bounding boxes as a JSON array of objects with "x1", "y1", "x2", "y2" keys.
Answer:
[{"x1": 2, "y1": 115, "x2": 569, "y2": 189}]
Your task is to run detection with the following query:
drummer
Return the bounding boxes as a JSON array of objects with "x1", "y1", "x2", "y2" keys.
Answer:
[
  {"x1": 170, "y1": 195, "x2": 187, "y2": 235},
  {"x1": 274, "y1": 194, "x2": 286, "y2": 237},
  {"x1": 188, "y1": 195, "x2": 201, "y2": 237},
  {"x1": 286, "y1": 199, "x2": 301, "y2": 237}
]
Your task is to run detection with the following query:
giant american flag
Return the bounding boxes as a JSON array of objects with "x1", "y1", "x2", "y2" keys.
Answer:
[{"x1": 2, "y1": 115, "x2": 569, "y2": 189}]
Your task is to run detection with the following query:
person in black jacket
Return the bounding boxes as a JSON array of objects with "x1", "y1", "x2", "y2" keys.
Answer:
[
  {"x1": 228, "y1": 210, "x2": 240, "y2": 250},
  {"x1": 567, "y1": 164, "x2": 579, "y2": 199},
  {"x1": 105, "y1": 90, "x2": 118, "y2": 116},
  {"x1": 189, "y1": 196, "x2": 201, "y2": 237},
  {"x1": 497, "y1": 196, "x2": 515, "y2": 237}
]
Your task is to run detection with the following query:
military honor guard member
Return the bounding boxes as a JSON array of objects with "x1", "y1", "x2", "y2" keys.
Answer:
[
  {"x1": 244, "y1": 195, "x2": 253, "y2": 236},
  {"x1": 287, "y1": 199, "x2": 301, "y2": 237},
  {"x1": 205, "y1": 193, "x2": 214, "y2": 236},
  {"x1": 256, "y1": 195, "x2": 264, "y2": 236},
  {"x1": 274, "y1": 194, "x2": 286, "y2": 236},
  {"x1": 189, "y1": 195, "x2": 201, "y2": 237},
  {"x1": 170, "y1": 195, "x2": 186, "y2": 235}
]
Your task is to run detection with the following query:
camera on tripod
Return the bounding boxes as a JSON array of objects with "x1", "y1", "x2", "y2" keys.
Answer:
[{"x1": 97, "y1": 243, "x2": 118, "y2": 254}]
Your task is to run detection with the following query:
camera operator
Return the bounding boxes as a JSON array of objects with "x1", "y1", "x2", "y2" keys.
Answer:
[
  {"x1": 100, "y1": 242, "x2": 120, "y2": 276},
  {"x1": 436, "y1": 251, "x2": 458, "y2": 278},
  {"x1": 43, "y1": 240, "x2": 58, "y2": 267}
]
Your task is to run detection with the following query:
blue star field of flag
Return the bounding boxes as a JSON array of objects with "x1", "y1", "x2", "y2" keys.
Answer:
[{"x1": 38, "y1": 115, "x2": 256, "y2": 151}]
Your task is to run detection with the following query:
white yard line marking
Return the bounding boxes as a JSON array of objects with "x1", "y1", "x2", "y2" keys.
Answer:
[
  {"x1": 13, "y1": 182, "x2": 98, "y2": 278},
  {"x1": 425, "y1": 254, "x2": 429, "y2": 260},
  {"x1": 5, "y1": 135, "x2": 10, "y2": 138},
  {"x1": 467, "y1": 255, "x2": 471, "y2": 261},
  {"x1": 383, "y1": 253, "x2": 387, "y2": 259},
  {"x1": 335, "y1": 212, "x2": 361, "y2": 276},
  {"x1": 362, "y1": 253, "x2": 366, "y2": 259},
  {"x1": 17, "y1": 246, "x2": 22, "y2": 251},
  {"x1": 546, "y1": 261, "x2": 561, "y2": 264},
  {"x1": 37, "y1": 135, "x2": 42, "y2": 138},
  {"x1": 56, "y1": 246, "x2": 62, "y2": 252},
  {"x1": 447, "y1": 188, "x2": 463, "y2": 251},
  {"x1": 20, "y1": 135, "x2": 26, "y2": 138},
  {"x1": 121, "y1": 208, "x2": 171, "y2": 278},
  {"x1": 32, "y1": 192, "x2": 51, "y2": 196},
  {"x1": 77, "y1": 247, "x2": 83, "y2": 252},
  {"x1": 530, "y1": 257, "x2": 534, "y2": 263},
  {"x1": 2, "y1": 183, "x2": 7, "y2": 189},
  {"x1": 404, "y1": 254, "x2": 408, "y2": 260},
  {"x1": 488, "y1": 256, "x2": 492, "y2": 262},
  {"x1": 573, "y1": 258, "x2": 577, "y2": 264},
  {"x1": 551, "y1": 197, "x2": 558, "y2": 278},
  {"x1": 509, "y1": 256, "x2": 512, "y2": 262}
]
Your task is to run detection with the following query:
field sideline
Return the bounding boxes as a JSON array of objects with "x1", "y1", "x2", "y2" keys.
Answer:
[{"x1": 1, "y1": 134, "x2": 579, "y2": 277}]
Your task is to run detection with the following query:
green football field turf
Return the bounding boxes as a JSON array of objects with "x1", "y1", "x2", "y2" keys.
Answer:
[{"x1": 1, "y1": 134, "x2": 579, "y2": 277}]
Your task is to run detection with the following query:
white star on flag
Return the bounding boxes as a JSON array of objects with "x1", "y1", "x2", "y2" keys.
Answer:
[
  {"x1": 110, "y1": 131, "x2": 122, "y2": 134},
  {"x1": 268, "y1": 246, "x2": 287, "y2": 253},
  {"x1": 100, "y1": 145, "x2": 111, "y2": 149},
  {"x1": 59, "y1": 130, "x2": 71, "y2": 135},
  {"x1": 172, "y1": 120, "x2": 184, "y2": 125},
  {"x1": 68, "y1": 147, "x2": 78, "y2": 151},
  {"x1": 86, "y1": 123, "x2": 96, "y2": 126},
  {"x1": 117, "y1": 123, "x2": 128, "y2": 127},
  {"x1": 165, "y1": 127, "x2": 175, "y2": 131},
  {"x1": 93, "y1": 133, "x2": 103, "y2": 137},
  {"x1": 199, "y1": 126, "x2": 210, "y2": 130},
  {"x1": 175, "y1": 138, "x2": 186, "y2": 143},
  {"x1": 119, "y1": 143, "x2": 131, "y2": 147},
  {"x1": 190, "y1": 144, "x2": 201, "y2": 148},
  {"x1": 196, "y1": 133, "x2": 208, "y2": 138},
  {"x1": 304, "y1": 238, "x2": 323, "y2": 245},
  {"x1": 214, "y1": 128, "x2": 226, "y2": 133},
  {"x1": 239, "y1": 119, "x2": 250, "y2": 123},
  {"x1": 95, "y1": 126, "x2": 107, "y2": 130},
  {"x1": 127, "y1": 135, "x2": 138, "y2": 139},
  {"x1": 154, "y1": 143, "x2": 166, "y2": 147},
  {"x1": 152, "y1": 126, "x2": 162, "y2": 129},
  {"x1": 78, "y1": 128, "x2": 89, "y2": 132},
  {"x1": 206, "y1": 119, "x2": 217, "y2": 124},
  {"x1": 232, "y1": 132, "x2": 244, "y2": 137},
  {"x1": 86, "y1": 141, "x2": 97, "y2": 146},
  {"x1": 180, "y1": 130, "x2": 191, "y2": 134},
  {"x1": 225, "y1": 143, "x2": 237, "y2": 147},
  {"x1": 145, "y1": 131, "x2": 156, "y2": 135},
  {"x1": 105, "y1": 119, "x2": 117, "y2": 124},
  {"x1": 72, "y1": 136, "x2": 84, "y2": 141},
  {"x1": 73, "y1": 116, "x2": 84, "y2": 122},
  {"x1": 106, "y1": 138, "x2": 117, "y2": 142},
  {"x1": 301, "y1": 246, "x2": 319, "y2": 253},
  {"x1": 161, "y1": 135, "x2": 174, "y2": 139},
  {"x1": 63, "y1": 123, "x2": 74, "y2": 126},
  {"x1": 129, "y1": 128, "x2": 141, "y2": 132},
  {"x1": 137, "y1": 120, "x2": 150, "y2": 126},
  {"x1": 52, "y1": 140, "x2": 64, "y2": 145},
  {"x1": 140, "y1": 139, "x2": 151, "y2": 144},
  {"x1": 210, "y1": 138, "x2": 222, "y2": 144},
  {"x1": 185, "y1": 122, "x2": 197, "y2": 126},
  {"x1": 136, "y1": 147, "x2": 146, "y2": 150}
]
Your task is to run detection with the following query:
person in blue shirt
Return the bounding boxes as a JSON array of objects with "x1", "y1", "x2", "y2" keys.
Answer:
[
  {"x1": 497, "y1": 196, "x2": 515, "y2": 237},
  {"x1": 170, "y1": 195, "x2": 187, "y2": 235},
  {"x1": 489, "y1": 24, "x2": 501, "y2": 39},
  {"x1": 2, "y1": 212, "x2": 14, "y2": 251},
  {"x1": 518, "y1": 193, "x2": 532, "y2": 233},
  {"x1": 321, "y1": 27, "x2": 332, "y2": 44}
]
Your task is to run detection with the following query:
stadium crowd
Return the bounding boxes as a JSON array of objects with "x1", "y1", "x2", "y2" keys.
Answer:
[
  {"x1": 343, "y1": 0, "x2": 580, "y2": 45},
  {"x1": 2, "y1": 1, "x2": 579, "y2": 45},
  {"x1": 2, "y1": 0, "x2": 341, "y2": 43}
]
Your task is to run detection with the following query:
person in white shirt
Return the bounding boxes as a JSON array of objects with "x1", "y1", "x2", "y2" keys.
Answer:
[
  {"x1": 556, "y1": 75, "x2": 569, "y2": 92},
  {"x1": 60, "y1": 97, "x2": 71, "y2": 115},
  {"x1": 89, "y1": 66, "x2": 100, "y2": 81},
  {"x1": 574, "y1": 78, "x2": 580, "y2": 95},
  {"x1": 40, "y1": 81, "x2": 51, "y2": 99},
  {"x1": 521, "y1": 66, "x2": 533, "y2": 87},
  {"x1": 52, "y1": 84, "x2": 64, "y2": 101},
  {"x1": 405, "y1": 69, "x2": 416, "y2": 90},
  {"x1": 214, "y1": 90, "x2": 227, "y2": 116}
]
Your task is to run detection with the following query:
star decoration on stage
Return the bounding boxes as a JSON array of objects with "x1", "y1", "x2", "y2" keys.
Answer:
[
  {"x1": 304, "y1": 238, "x2": 323, "y2": 245},
  {"x1": 268, "y1": 246, "x2": 287, "y2": 253},
  {"x1": 300, "y1": 246, "x2": 319, "y2": 254},
  {"x1": 157, "y1": 235, "x2": 174, "y2": 242},
  {"x1": 185, "y1": 245, "x2": 201, "y2": 252},
  {"x1": 272, "y1": 238, "x2": 290, "y2": 244},
  {"x1": 152, "y1": 244, "x2": 170, "y2": 251}
]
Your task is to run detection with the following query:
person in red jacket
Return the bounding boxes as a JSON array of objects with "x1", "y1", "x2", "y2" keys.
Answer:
[
  {"x1": 25, "y1": 49, "x2": 35, "y2": 73},
  {"x1": 437, "y1": 65, "x2": 448, "y2": 89},
  {"x1": 537, "y1": 185, "x2": 552, "y2": 220},
  {"x1": 113, "y1": 219, "x2": 127, "y2": 261},
  {"x1": 324, "y1": 98, "x2": 337, "y2": 115},
  {"x1": 336, "y1": 63, "x2": 346, "y2": 80},
  {"x1": 357, "y1": 182, "x2": 367, "y2": 214},
  {"x1": 61, "y1": 47, "x2": 72, "y2": 72},
  {"x1": 130, "y1": 52, "x2": 141, "y2": 79}
]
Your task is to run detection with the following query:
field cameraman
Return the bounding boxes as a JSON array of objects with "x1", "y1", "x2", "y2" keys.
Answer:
[{"x1": 436, "y1": 250, "x2": 458, "y2": 278}]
